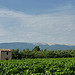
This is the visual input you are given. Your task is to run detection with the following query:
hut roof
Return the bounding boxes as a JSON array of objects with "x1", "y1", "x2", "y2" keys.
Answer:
[{"x1": 0, "y1": 49, "x2": 11, "y2": 51}]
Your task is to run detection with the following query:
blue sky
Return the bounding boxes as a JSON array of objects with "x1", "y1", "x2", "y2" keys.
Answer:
[
  {"x1": 0, "y1": 0, "x2": 75, "y2": 14},
  {"x1": 0, "y1": 0, "x2": 75, "y2": 45}
]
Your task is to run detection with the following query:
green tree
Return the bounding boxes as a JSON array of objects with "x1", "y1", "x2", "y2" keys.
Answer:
[
  {"x1": 20, "y1": 49, "x2": 32, "y2": 58},
  {"x1": 32, "y1": 46, "x2": 40, "y2": 51},
  {"x1": 11, "y1": 49, "x2": 20, "y2": 59}
]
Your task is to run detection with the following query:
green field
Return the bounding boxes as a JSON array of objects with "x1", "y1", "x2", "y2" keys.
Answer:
[{"x1": 0, "y1": 58, "x2": 75, "y2": 75}]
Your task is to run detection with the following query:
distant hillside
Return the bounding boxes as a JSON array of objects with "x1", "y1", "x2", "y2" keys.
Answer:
[{"x1": 0, "y1": 42, "x2": 75, "y2": 51}]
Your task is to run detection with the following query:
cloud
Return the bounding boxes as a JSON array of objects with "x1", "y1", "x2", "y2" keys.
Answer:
[
  {"x1": 0, "y1": 4, "x2": 75, "y2": 44},
  {"x1": 0, "y1": 28, "x2": 9, "y2": 36}
]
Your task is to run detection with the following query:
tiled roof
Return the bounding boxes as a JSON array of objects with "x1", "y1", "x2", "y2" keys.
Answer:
[{"x1": 0, "y1": 49, "x2": 11, "y2": 51}]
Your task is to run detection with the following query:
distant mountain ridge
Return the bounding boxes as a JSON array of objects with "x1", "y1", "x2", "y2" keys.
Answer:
[{"x1": 0, "y1": 42, "x2": 75, "y2": 51}]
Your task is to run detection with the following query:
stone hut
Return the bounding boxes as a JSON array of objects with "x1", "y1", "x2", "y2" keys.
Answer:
[{"x1": 0, "y1": 49, "x2": 12, "y2": 60}]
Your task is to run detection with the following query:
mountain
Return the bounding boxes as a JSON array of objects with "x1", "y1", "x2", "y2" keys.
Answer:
[{"x1": 0, "y1": 42, "x2": 75, "y2": 51}]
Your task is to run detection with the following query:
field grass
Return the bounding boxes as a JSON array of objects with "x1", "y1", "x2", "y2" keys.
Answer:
[{"x1": 0, "y1": 58, "x2": 75, "y2": 75}]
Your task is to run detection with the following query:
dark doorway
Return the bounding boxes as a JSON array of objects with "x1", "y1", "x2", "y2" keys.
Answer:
[
  {"x1": 6, "y1": 58, "x2": 8, "y2": 60},
  {"x1": 6, "y1": 52, "x2": 8, "y2": 55}
]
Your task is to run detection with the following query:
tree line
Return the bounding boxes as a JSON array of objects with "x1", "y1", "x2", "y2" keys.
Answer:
[{"x1": 11, "y1": 46, "x2": 75, "y2": 59}]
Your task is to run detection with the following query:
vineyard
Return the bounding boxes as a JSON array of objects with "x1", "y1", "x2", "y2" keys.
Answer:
[{"x1": 0, "y1": 58, "x2": 75, "y2": 75}]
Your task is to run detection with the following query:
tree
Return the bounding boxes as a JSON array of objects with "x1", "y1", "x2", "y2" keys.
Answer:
[
  {"x1": 11, "y1": 49, "x2": 20, "y2": 59},
  {"x1": 20, "y1": 49, "x2": 32, "y2": 58},
  {"x1": 46, "y1": 50, "x2": 56, "y2": 58},
  {"x1": 32, "y1": 46, "x2": 40, "y2": 51}
]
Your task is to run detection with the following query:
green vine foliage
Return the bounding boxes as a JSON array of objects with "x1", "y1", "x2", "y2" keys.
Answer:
[{"x1": 0, "y1": 58, "x2": 75, "y2": 75}]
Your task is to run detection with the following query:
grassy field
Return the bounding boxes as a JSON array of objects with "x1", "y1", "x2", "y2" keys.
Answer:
[{"x1": 0, "y1": 58, "x2": 75, "y2": 75}]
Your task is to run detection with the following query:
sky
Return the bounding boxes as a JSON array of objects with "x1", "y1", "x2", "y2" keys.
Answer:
[{"x1": 0, "y1": 0, "x2": 75, "y2": 45}]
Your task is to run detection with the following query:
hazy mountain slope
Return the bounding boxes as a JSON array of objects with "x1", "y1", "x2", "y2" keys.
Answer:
[{"x1": 0, "y1": 42, "x2": 75, "y2": 51}]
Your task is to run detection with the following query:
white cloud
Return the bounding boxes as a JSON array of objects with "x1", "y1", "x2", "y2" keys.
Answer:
[
  {"x1": 0, "y1": 28, "x2": 9, "y2": 36},
  {"x1": 0, "y1": 4, "x2": 75, "y2": 44}
]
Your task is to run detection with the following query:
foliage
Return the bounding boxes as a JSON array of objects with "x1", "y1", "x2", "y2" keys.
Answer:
[
  {"x1": 11, "y1": 46, "x2": 75, "y2": 59},
  {"x1": 32, "y1": 46, "x2": 40, "y2": 51},
  {"x1": 11, "y1": 49, "x2": 21, "y2": 59},
  {"x1": 0, "y1": 58, "x2": 75, "y2": 75}
]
